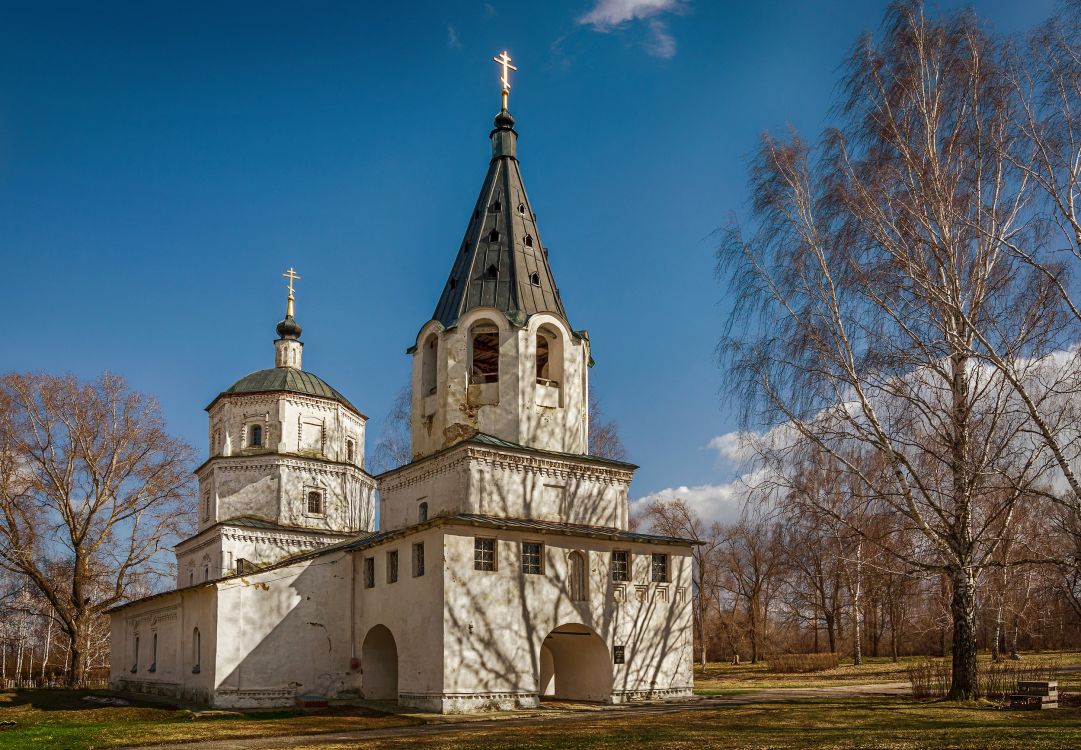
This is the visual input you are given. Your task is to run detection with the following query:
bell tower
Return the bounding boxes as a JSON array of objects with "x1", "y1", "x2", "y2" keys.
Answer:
[{"x1": 408, "y1": 53, "x2": 590, "y2": 460}]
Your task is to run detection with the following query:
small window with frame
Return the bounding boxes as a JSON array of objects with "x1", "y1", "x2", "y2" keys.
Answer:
[
  {"x1": 474, "y1": 538, "x2": 496, "y2": 571},
  {"x1": 612, "y1": 550, "x2": 630, "y2": 582},
  {"x1": 521, "y1": 541, "x2": 543, "y2": 575},
  {"x1": 249, "y1": 424, "x2": 263, "y2": 447},
  {"x1": 307, "y1": 490, "x2": 324, "y2": 515},
  {"x1": 651, "y1": 553, "x2": 669, "y2": 583}
]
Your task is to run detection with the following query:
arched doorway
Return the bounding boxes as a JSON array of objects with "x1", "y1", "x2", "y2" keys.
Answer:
[
  {"x1": 538, "y1": 624, "x2": 613, "y2": 702},
  {"x1": 361, "y1": 625, "x2": 398, "y2": 701}
]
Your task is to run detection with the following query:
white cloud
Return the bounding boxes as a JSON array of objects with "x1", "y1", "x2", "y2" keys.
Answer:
[
  {"x1": 631, "y1": 480, "x2": 749, "y2": 527},
  {"x1": 447, "y1": 24, "x2": 463, "y2": 50},
  {"x1": 707, "y1": 431, "x2": 750, "y2": 464},
  {"x1": 577, "y1": 0, "x2": 682, "y2": 29},
  {"x1": 643, "y1": 19, "x2": 676, "y2": 59},
  {"x1": 576, "y1": 0, "x2": 686, "y2": 58}
]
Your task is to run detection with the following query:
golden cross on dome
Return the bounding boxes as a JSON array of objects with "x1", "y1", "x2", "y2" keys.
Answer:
[
  {"x1": 282, "y1": 267, "x2": 301, "y2": 297},
  {"x1": 282, "y1": 267, "x2": 301, "y2": 317},
  {"x1": 492, "y1": 50, "x2": 517, "y2": 110}
]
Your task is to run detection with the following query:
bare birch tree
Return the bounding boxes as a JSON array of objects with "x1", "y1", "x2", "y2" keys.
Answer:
[
  {"x1": 0, "y1": 372, "x2": 193, "y2": 687},
  {"x1": 641, "y1": 497, "x2": 720, "y2": 670},
  {"x1": 719, "y1": 1, "x2": 1062, "y2": 697}
]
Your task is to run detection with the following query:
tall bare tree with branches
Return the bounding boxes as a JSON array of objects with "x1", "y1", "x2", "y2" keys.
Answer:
[
  {"x1": 0, "y1": 372, "x2": 193, "y2": 687},
  {"x1": 719, "y1": 1, "x2": 1065, "y2": 697}
]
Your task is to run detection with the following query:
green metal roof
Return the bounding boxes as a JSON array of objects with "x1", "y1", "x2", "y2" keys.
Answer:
[{"x1": 212, "y1": 367, "x2": 363, "y2": 416}]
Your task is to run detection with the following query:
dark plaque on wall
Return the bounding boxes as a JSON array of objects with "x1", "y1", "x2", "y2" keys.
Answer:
[{"x1": 613, "y1": 645, "x2": 625, "y2": 664}]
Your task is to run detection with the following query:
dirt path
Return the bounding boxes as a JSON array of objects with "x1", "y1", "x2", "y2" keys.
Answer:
[{"x1": 120, "y1": 682, "x2": 909, "y2": 750}]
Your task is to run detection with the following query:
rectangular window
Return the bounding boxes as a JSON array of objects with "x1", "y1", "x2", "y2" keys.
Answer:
[
  {"x1": 521, "y1": 542, "x2": 543, "y2": 575},
  {"x1": 387, "y1": 550, "x2": 399, "y2": 583},
  {"x1": 363, "y1": 557, "x2": 375, "y2": 588},
  {"x1": 651, "y1": 553, "x2": 669, "y2": 583},
  {"x1": 413, "y1": 542, "x2": 425, "y2": 577},
  {"x1": 307, "y1": 490, "x2": 324, "y2": 515},
  {"x1": 613, "y1": 645, "x2": 626, "y2": 664},
  {"x1": 612, "y1": 550, "x2": 630, "y2": 582},
  {"x1": 474, "y1": 538, "x2": 496, "y2": 571}
]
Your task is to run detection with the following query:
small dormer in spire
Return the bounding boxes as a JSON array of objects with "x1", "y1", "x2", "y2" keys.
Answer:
[{"x1": 275, "y1": 267, "x2": 304, "y2": 369}]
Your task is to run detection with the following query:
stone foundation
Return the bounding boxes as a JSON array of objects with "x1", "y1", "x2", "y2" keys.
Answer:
[
  {"x1": 610, "y1": 686, "x2": 694, "y2": 703},
  {"x1": 399, "y1": 691, "x2": 540, "y2": 714}
]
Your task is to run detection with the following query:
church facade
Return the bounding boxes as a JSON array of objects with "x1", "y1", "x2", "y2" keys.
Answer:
[{"x1": 108, "y1": 84, "x2": 695, "y2": 713}]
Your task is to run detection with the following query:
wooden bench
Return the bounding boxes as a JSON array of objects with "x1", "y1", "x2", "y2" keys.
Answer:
[{"x1": 1010, "y1": 680, "x2": 1058, "y2": 710}]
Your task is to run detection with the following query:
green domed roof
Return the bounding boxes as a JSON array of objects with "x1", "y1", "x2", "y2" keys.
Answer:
[{"x1": 215, "y1": 367, "x2": 362, "y2": 416}]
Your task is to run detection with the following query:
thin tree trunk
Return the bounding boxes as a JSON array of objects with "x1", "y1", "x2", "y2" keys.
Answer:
[{"x1": 948, "y1": 567, "x2": 980, "y2": 700}]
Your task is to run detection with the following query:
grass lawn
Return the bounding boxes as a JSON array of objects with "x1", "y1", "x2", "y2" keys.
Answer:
[
  {"x1": 5, "y1": 652, "x2": 1081, "y2": 750},
  {"x1": 302, "y1": 698, "x2": 1081, "y2": 750},
  {"x1": 693, "y1": 650, "x2": 1081, "y2": 691},
  {"x1": 0, "y1": 689, "x2": 419, "y2": 750}
]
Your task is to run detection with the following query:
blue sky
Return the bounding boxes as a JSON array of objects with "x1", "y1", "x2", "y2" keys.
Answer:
[{"x1": 0, "y1": 0, "x2": 1057, "y2": 522}]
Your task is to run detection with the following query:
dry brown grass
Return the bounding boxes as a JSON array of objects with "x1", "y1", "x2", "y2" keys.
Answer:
[{"x1": 694, "y1": 650, "x2": 1081, "y2": 692}]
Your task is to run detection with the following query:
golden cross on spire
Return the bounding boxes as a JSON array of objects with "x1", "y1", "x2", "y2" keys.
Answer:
[
  {"x1": 282, "y1": 267, "x2": 300, "y2": 317},
  {"x1": 492, "y1": 50, "x2": 517, "y2": 111}
]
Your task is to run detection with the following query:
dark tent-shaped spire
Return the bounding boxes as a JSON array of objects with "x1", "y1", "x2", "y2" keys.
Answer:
[{"x1": 432, "y1": 109, "x2": 568, "y2": 328}]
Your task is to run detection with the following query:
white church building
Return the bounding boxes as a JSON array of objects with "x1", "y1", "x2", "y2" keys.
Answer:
[{"x1": 108, "y1": 74, "x2": 695, "y2": 713}]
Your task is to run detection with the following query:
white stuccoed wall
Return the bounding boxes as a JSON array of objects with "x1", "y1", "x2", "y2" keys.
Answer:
[
  {"x1": 379, "y1": 442, "x2": 632, "y2": 531},
  {"x1": 437, "y1": 526, "x2": 694, "y2": 712}
]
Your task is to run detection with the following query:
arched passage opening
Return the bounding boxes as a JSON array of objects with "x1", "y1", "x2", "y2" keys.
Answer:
[
  {"x1": 538, "y1": 624, "x2": 612, "y2": 702},
  {"x1": 361, "y1": 624, "x2": 399, "y2": 701}
]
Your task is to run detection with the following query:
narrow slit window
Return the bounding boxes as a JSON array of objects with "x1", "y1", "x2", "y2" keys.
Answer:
[
  {"x1": 486, "y1": 264, "x2": 498, "y2": 279},
  {"x1": 418, "y1": 501, "x2": 428, "y2": 522},
  {"x1": 488, "y1": 228, "x2": 500, "y2": 242},
  {"x1": 346, "y1": 439, "x2": 355, "y2": 463},
  {"x1": 518, "y1": 202, "x2": 526, "y2": 215},
  {"x1": 192, "y1": 628, "x2": 201, "y2": 673},
  {"x1": 387, "y1": 550, "x2": 399, "y2": 584},
  {"x1": 364, "y1": 557, "x2": 375, "y2": 588},
  {"x1": 413, "y1": 542, "x2": 425, "y2": 577},
  {"x1": 489, "y1": 200, "x2": 501, "y2": 212},
  {"x1": 524, "y1": 234, "x2": 533, "y2": 247}
]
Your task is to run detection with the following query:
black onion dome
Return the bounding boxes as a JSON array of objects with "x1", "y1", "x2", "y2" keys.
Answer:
[
  {"x1": 493, "y1": 109, "x2": 515, "y2": 130},
  {"x1": 276, "y1": 316, "x2": 302, "y2": 339}
]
